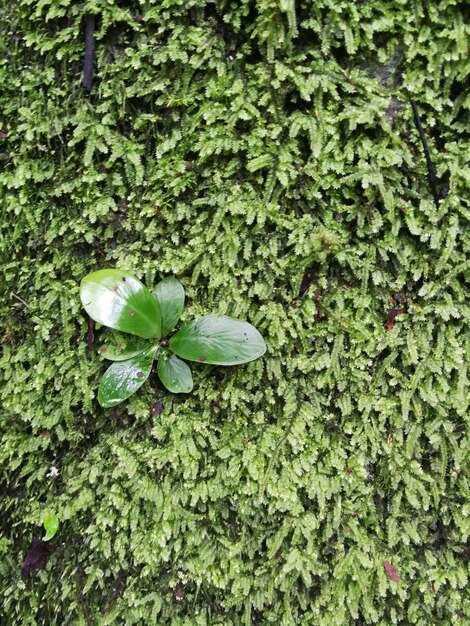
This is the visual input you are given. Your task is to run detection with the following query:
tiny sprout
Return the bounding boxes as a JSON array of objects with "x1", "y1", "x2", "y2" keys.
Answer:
[{"x1": 42, "y1": 512, "x2": 59, "y2": 541}]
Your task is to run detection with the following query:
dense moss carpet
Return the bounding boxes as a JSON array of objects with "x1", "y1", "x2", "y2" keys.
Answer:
[{"x1": 1, "y1": 1, "x2": 468, "y2": 624}]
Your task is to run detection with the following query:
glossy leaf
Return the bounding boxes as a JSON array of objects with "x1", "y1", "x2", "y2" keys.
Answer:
[
  {"x1": 169, "y1": 315, "x2": 266, "y2": 365},
  {"x1": 98, "y1": 347, "x2": 157, "y2": 407},
  {"x1": 97, "y1": 336, "x2": 148, "y2": 361},
  {"x1": 43, "y1": 513, "x2": 59, "y2": 541},
  {"x1": 157, "y1": 353, "x2": 193, "y2": 393},
  {"x1": 153, "y1": 277, "x2": 185, "y2": 337},
  {"x1": 80, "y1": 269, "x2": 161, "y2": 339}
]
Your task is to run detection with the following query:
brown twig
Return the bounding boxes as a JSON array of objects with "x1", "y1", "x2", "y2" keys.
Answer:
[
  {"x1": 12, "y1": 292, "x2": 29, "y2": 307},
  {"x1": 79, "y1": 593, "x2": 93, "y2": 626},
  {"x1": 103, "y1": 570, "x2": 126, "y2": 616},
  {"x1": 87, "y1": 317, "x2": 95, "y2": 350},
  {"x1": 83, "y1": 14, "x2": 96, "y2": 91},
  {"x1": 410, "y1": 99, "x2": 440, "y2": 209}
]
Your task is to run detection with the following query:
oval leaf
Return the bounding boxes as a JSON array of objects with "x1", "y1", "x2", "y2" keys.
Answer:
[
  {"x1": 169, "y1": 315, "x2": 266, "y2": 365},
  {"x1": 153, "y1": 277, "x2": 185, "y2": 337},
  {"x1": 157, "y1": 353, "x2": 193, "y2": 394},
  {"x1": 80, "y1": 269, "x2": 161, "y2": 339},
  {"x1": 43, "y1": 513, "x2": 59, "y2": 542},
  {"x1": 98, "y1": 347, "x2": 157, "y2": 407}
]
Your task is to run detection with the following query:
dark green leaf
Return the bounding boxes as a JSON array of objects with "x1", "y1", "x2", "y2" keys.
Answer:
[
  {"x1": 157, "y1": 353, "x2": 193, "y2": 393},
  {"x1": 80, "y1": 269, "x2": 161, "y2": 339},
  {"x1": 98, "y1": 347, "x2": 157, "y2": 407},
  {"x1": 97, "y1": 336, "x2": 148, "y2": 361},
  {"x1": 169, "y1": 315, "x2": 266, "y2": 365},
  {"x1": 153, "y1": 277, "x2": 185, "y2": 337}
]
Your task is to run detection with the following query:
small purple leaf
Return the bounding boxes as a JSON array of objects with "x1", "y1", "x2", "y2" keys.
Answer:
[
  {"x1": 384, "y1": 560, "x2": 400, "y2": 582},
  {"x1": 150, "y1": 399, "x2": 163, "y2": 416},
  {"x1": 21, "y1": 538, "x2": 54, "y2": 578}
]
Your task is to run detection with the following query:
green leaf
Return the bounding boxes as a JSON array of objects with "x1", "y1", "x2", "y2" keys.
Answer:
[
  {"x1": 157, "y1": 352, "x2": 193, "y2": 394},
  {"x1": 98, "y1": 347, "x2": 157, "y2": 407},
  {"x1": 153, "y1": 277, "x2": 185, "y2": 337},
  {"x1": 80, "y1": 269, "x2": 161, "y2": 339},
  {"x1": 43, "y1": 513, "x2": 59, "y2": 541},
  {"x1": 169, "y1": 315, "x2": 266, "y2": 365},
  {"x1": 97, "y1": 336, "x2": 148, "y2": 361}
]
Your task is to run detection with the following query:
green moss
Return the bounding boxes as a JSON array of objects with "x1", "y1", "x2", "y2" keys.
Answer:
[{"x1": 1, "y1": 1, "x2": 468, "y2": 624}]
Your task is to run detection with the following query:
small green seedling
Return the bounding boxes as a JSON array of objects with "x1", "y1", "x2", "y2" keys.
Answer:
[
  {"x1": 80, "y1": 269, "x2": 266, "y2": 407},
  {"x1": 42, "y1": 512, "x2": 59, "y2": 541}
]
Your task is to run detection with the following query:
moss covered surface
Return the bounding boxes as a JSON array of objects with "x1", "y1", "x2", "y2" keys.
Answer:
[{"x1": 1, "y1": 1, "x2": 469, "y2": 624}]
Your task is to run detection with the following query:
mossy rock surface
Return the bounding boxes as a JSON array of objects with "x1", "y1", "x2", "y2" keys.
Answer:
[{"x1": 1, "y1": 1, "x2": 468, "y2": 624}]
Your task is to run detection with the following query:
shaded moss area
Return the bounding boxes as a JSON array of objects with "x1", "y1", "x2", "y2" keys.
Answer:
[{"x1": 0, "y1": 1, "x2": 468, "y2": 624}]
